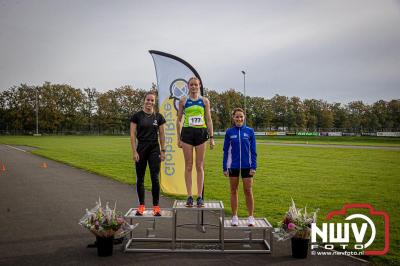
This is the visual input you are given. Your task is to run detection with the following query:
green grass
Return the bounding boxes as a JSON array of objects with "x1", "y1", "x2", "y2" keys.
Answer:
[
  {"x1": 218, "y1": 135, "x2": 400, "y2": 147},
  {"x1": 0, "y1": 135, "x2": 399, "y2": 265}
]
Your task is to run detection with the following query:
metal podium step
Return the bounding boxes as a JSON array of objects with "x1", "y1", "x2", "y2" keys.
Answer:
[
  {"x1": 125, "y1": 208, "x2": 174, "y2": 219},
  {"x1": 124, "y1": 207, "x2": 175, "y2": 252},
  {"x1": 224, "y1": 218, "x2": 272, "y2": 229},
  {"x1": 124, "y1": 201, "x2": 272, "y2": 253},
  {"x1": 173, "y1": 200, "x2": 224, "y2": 210}
]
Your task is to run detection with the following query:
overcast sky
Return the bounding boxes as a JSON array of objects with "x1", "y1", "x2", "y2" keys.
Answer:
[{"x1": 0, "y1": 0, "x2": 399, "y2": 104}]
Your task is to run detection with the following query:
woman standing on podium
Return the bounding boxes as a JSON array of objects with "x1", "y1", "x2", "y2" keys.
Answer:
[
  {"x1": 176, "y1": 77, "x2": 215, "y2": 207},
  {"x1": 130, "y1": 92, "x2": 166, "y2": 216},
  {"x1": 223, "y1": 108, "x2": 257, "y2": 226}
]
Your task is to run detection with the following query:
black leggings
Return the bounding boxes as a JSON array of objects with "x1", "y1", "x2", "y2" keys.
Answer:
[{"x1": 135, "y1": 142, "x2": 161, "y2": 206}]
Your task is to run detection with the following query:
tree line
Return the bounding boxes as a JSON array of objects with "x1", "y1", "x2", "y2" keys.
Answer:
[{"x1": 0, "y1": 82, "x2": 399, "y2": 134}]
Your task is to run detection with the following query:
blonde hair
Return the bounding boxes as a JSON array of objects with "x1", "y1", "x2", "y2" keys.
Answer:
[{"x1": 188, "y1": 76, "x2": 201, "y2": 84}]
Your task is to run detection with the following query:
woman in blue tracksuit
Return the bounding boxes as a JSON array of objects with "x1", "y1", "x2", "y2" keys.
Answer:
[{"x1": 223, "y1": 108, "x2": 257, "y2": 226}]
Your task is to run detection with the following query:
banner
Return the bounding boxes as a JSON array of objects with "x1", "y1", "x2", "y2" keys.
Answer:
[
  {"x1": 297, "y1": 132, "x2": 320, "y2": 136},
  {"x1": 149, "y1": 50, "x2": 203, "y2": 195},
  {"x1": 328, "y1": 132, "x2": 343, "y2": 136},
  {"x1": 342, "y1": 132, "x2": 358, "y2": 136},
  {"x1": 377, "y1": 132, "x2": 400, "y2": 137},
  {"x1": 362, "y1": 132, "x2": 377, "y2": 136}
]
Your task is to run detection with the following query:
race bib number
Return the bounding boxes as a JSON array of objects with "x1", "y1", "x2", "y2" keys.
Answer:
[{"x1": 189, "y1": 115, "x2": 205, "y2": 126}]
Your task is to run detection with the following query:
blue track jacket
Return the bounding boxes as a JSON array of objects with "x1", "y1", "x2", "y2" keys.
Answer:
[{"x1": 223, "y1": 125, "x2": 257, "y2": 171}]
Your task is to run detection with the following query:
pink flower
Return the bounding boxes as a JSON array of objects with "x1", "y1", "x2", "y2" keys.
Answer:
[
  {"x1": 288, "y1": 223, "x2": 296, "y2": 230},
  {"x1": 117, "y1": 217, "x2": 124, "y2": 224}
]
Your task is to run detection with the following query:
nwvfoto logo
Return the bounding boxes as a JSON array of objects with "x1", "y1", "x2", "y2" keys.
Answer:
[
  {"x1": 169, "y1": 79, "x2": 188, "y2": 112},
  {"x1": 311, "y1": 204, "x2": 390, "y2": 256}
]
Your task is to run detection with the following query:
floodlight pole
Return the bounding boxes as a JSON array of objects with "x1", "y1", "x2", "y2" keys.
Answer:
[
  {"x1": 35, "y1": 86, "x2": 38, "y2": 135},
  {"x1": 241, "y1": 70, "x2": 246, "y2": 125}
]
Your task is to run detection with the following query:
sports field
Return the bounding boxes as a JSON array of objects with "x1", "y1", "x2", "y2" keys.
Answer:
[{"x1": 0, "y1": 135, "x2": 399, "y2": 264}]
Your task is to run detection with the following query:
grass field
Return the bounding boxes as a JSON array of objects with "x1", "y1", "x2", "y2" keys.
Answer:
[
  {"x1": 0, "y1": 135, "x2": 399, "y2": 265},
  {"x1": 221, "y1": 135, "x2": 400, "y2": 147}
]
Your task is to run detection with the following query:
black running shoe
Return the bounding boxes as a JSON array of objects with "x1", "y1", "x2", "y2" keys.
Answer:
[
  {"x1": 186, "y1": 196, "x2": 193, "y2": 207},
  {"x1": 196, "y1": 197, "x2": 204, "y2": 207}
]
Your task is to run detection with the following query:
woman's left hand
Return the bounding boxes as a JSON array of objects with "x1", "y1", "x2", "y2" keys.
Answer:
[{"x1": 250, "y1": 169, "x2": 256, "y2": 176}]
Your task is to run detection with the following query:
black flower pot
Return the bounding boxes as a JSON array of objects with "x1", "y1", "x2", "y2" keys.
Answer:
[
  {"x1": 291, "y1": 237, "x2": 309, "y2": 258},
  {"x1": 96, "y1": 236, "x2": 114, "y2": 257}
]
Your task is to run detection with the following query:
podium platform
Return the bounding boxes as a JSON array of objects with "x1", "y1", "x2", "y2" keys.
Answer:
[
  {"x1": 124, "y1": 207, "x2": 175, "y2": 252},
  {"x1": 124, "y1": 200, "x2": 272, "y2": 253}
]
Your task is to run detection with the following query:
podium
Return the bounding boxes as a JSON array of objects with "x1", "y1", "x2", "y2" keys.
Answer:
[
  {"x1": 124, "y1": 208, "x2": 175, "y2": 252},
  {"x1": 124, "y1": 200, "x2": 272, "y2": 253}
]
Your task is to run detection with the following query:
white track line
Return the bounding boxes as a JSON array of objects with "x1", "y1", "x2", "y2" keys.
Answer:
[{"x1": 5, "y1": 145, "x2": 27, "y2": 153}]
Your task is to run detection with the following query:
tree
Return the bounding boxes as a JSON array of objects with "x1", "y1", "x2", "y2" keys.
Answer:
[
  {"x1": 388, "y1": 100, "x2": 400, "y2": 130},
  {"x1": 271, "y1": 94, "x2": 289, "y2": 130},
  {"x1": 247, "y1": 96, "x2": 272, "y2": 130},
  {"x1": 347, "y1": 101, "x2": 367, "y2": 132},
  {"x1": 303, "y1": 99, "x2": 321, "y2": 131},
  {"x1": 331, "y1": 103, "x2": 348, "y2": 130},
  {"x1": 83, "y1": 88, "x2": 99, "y2": 132},
  {"x1": 0, "y1": 81, "x2": 399, "y2": 135},
  {"x1": 372, "y1": 100, "x2": 389, "y2": 130},
  {"x1": 114, "y1": 85, "x2": 146, "y2": 132},
  {"x1": 287, "y1": 97, "x2": 306, "y2": 131},
  {"x1": 219, "y1": 89, "x2": 243, "y2": 130},
  {"x1": 319, "y1": 106, "x2": 334, "y2": 130},
  {"x1": 204, "y1": 89, "x2": 222, "y2": 131}
]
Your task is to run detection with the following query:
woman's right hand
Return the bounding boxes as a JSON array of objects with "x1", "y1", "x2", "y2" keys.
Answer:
[
  {"x1": 133, "y1": 152, "x2": 139, "y2": 162},
  {"x1": 223, "y1": 171, "x2": 228, "y2": 177},
  {"x1": 177, "y1": 139, "x2": 182, "y2": 148}
]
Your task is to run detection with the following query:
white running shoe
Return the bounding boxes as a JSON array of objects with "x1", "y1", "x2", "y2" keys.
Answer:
[
  {"x1": 231, "y1": 215, "x2": 239, "y2": 226},
  {"x1": 248, "y1": 216, "x2": 255, "y2": 226}
]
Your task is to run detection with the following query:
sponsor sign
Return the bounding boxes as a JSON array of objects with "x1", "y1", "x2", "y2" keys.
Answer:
[
  {"x1": 266, "y1": 131, "x2": 277, "y2": 136},
  {"x1": 377, "y1": 132, "x2": 400, "y2": 137},
  {"x1": 297, "y1": 132, "x2": 320, "y2": 136},
  {"x1": 327, "y1": 132, "x2": 343, "y2": 136}
]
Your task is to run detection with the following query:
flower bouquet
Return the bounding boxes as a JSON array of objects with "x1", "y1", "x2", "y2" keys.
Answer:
[
  {"x1": 79, "y1": 197, "x2": 134, "y2": 238},
  {"x1": 79, "y1": 198, "x2": 136, "y2": 256},
  {"x1": 274, "y1": 198, "x2": 318, "y2": 240},
  {"x1": 274, "y1": 199, "x2": 318, "y2": 258}
]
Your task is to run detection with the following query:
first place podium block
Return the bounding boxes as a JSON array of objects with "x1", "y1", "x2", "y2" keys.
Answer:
[{"x1": 173, "y1": 200, "x2": 225, "y2": 252}]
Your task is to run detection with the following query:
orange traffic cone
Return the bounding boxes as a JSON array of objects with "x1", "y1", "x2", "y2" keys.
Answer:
[
  {"x1": 1, "y1": 164, "x2": 5, "y2": 172},
  {"x1": 41, "y1": 162, "x2": 48, "y2": 169}
]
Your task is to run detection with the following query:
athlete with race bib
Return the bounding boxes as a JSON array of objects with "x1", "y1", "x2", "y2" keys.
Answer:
[{"x1": 176, "y1": 77, "x2": 215, "y2": 207}]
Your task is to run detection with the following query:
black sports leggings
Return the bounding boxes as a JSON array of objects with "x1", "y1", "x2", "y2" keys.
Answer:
[{"x1": 135, "y1": 142, "x2": 161, "y2": 206}]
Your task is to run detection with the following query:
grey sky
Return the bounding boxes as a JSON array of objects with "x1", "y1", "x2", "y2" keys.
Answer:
[{"x1": 0, "y1": 0, "x2": 399, "y2": 104}]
